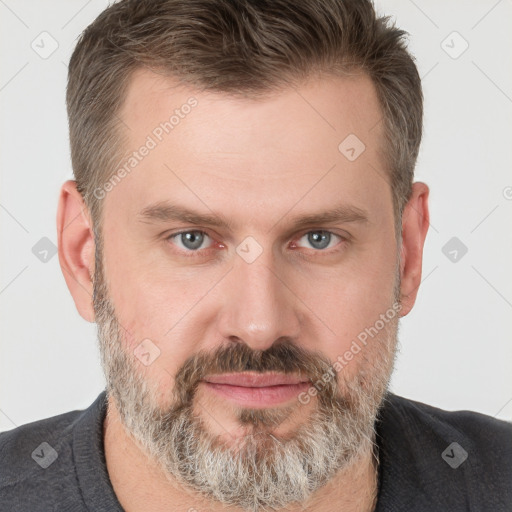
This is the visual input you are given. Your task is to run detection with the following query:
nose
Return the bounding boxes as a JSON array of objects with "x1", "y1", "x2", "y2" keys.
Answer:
[{"x1": 216, "y1": 250, "x2": 301, "y2": 352}]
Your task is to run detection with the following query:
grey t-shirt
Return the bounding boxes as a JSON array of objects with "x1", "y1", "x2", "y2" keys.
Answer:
[{"x1": 1, "y1": 390, "x2": 511, "y2": 511}]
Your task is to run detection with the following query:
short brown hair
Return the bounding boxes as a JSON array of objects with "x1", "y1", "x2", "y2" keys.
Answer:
[{"x1": 67, "y1": 0, "x2": 422, "y2": 233}]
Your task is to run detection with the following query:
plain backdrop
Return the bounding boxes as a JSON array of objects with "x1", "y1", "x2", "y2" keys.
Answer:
[{"x1": 1, "y1": 0, "x2": 511, "y2": 433}]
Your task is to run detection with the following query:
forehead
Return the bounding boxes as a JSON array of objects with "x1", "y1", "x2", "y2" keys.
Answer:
[
  {"x1": 106, "y1": 68, "x2": 391, "y2": 230},
  {"x1": 120, "y1": 68, "x2": 384, "y2": 153}
]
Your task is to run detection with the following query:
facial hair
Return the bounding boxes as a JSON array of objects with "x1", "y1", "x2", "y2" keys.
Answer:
[{"x1": 94, "y1": 247, "x2": 400, "y2": 512}]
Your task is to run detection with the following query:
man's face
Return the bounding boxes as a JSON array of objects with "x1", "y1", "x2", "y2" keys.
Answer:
[{"x1": 94, "y1": 70, "x2": 401, "y2": 510}]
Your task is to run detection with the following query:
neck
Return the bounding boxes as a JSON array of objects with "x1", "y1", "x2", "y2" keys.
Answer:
[{"x1": 103, "y1": 400, "x2": 379, "y2": 512}]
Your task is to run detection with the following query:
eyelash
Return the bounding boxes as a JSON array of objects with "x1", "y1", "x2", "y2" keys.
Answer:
[
  {"x1": 165, "y1": 229, "x2": 348, "y2": 257},
  {"x1": 166, "y1": 230, "x2": 222, "y2": 258}
]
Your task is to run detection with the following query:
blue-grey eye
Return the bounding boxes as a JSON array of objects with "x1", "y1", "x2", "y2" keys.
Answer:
[
  {"x1": 297, "y1": 231, "x2": 341, "y2": 250},
  {"x1": 173, "y1": 231, "x2": 211, "y2": 251}
]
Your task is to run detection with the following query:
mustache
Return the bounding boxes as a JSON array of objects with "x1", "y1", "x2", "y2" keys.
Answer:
[{"x1": 173, "y1": 339, "x2": 337, "y2": 405}]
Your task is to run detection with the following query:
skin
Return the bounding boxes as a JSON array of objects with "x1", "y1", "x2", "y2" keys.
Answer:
[{"x1": 57, "y1": 69, "x2": 429, "y2": 511}]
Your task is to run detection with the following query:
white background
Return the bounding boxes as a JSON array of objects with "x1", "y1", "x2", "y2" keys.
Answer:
[{"x1": 1, "y1": 0, "x2": 511, "y2": 432}]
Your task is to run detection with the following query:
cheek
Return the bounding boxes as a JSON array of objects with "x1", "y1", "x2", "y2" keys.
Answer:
[
  {"x1": 101, "y1": 243, "x2": 206, "y2": 388},
  {"x1": 103, "y1": 229, "x2": 202, "y2": 334},
  {"x1": 300, "y1": 247, "x2": 398, "y2": 367}
]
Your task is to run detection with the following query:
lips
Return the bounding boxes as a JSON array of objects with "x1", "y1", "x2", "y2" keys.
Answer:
[
  {"x1": 203, "y1": 372, "x2": 310, "y2": 387},
  {"x1": 201, "y1": 372, "x2": 312, "y2": 408}
]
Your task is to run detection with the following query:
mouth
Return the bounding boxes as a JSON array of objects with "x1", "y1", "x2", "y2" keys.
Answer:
[{"x1": 201, "y1": 372, "x2": 311, "y2": 408}]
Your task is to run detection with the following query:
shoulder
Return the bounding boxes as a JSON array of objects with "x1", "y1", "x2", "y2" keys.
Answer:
[
  {"x1": 375, "y1": 393, "x2": 512, "y2": 511},
  {"x1": 0, "y1": 407, "x2": 81, "y2": 481},
  {"x1": 0, "y1": 398, "x2": 103, "y2": 511},
  {"x1": 383, "y1": 392, "x2": 512, "y2": 444}
]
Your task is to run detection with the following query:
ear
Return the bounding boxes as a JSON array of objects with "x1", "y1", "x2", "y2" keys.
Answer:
[
  {"x1": 57, "y1": 180, "x2": 96, "y2": 322},
  {"x1": 398, "y1": 182, "x2": 430, "y2": 317}
]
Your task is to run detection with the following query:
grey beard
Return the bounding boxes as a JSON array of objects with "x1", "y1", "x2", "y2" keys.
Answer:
[{"x1": 93, "y1": 255, "x2": 398, "y2": 511}]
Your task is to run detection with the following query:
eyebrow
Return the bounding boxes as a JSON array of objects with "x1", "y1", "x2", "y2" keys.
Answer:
[
  {"x1": 137, "y1": 201, "x2": 369, "y2": 231},
  {"x1": 138, "y1": 202, "x2": 233, "y2": 230}
]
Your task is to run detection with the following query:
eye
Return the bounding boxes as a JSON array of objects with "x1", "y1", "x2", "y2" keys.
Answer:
[
  {"x1": 168, "y1": 230, "x2": 214, "y2": 252},
  {"x1": 293, "y1": 230, "x2": 344, "y2": 251}
]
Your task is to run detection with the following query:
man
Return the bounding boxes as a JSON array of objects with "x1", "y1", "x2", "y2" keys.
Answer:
[{"x1": 1, "y1": 0, "x2": 510, "y2": 511}]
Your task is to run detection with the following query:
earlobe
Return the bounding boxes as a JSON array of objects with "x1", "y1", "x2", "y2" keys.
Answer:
[
  {"x1": 57, "y1": 180, "x2": 96, "y2": 322},
  {"x1": 398, "y1": 182, "x2": 430, "y2": 317}
]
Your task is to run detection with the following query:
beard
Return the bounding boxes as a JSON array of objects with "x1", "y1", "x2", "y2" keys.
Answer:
[{"x1": 93, "y1": 246, "x2": 400, "y2": 512}]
